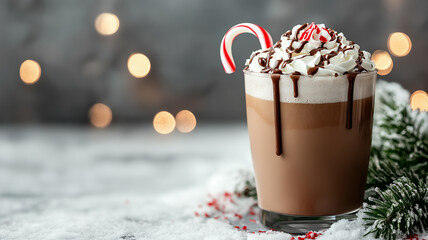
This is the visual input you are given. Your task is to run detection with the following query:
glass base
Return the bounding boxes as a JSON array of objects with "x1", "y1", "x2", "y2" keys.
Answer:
[{"x1": 260, "y1": 208, "x2": 359, "y2": 234}]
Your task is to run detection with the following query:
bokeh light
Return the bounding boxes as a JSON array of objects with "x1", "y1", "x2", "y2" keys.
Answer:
[
  {"x1": 89, "y1": 103, "x2": 113, "y2": 128},
  {"x1": 388, "y1": 32, "x2": 412, "y2": 57},
  {"x1": 371, "y1": 50, "x2": 392, "y2": 70},
  {"x1": 410, "y1": 90, "x2": 428, "y2": 111},
  {"x1": 175, "y1": 110, "x2": 196, "y2": 133},
  {"x1": 377, "y1": 61, "x2": 393, "y2": 76},
  {"x1": 19, "y1": 59, "x2": 41, "y2": 84},
  {"x1": 153, "y1": 111, "x2": 176, "y2": 134},
  {"x1": 371, "y1": 50, "x2": 393, "y2": 75},
  {"x1": 95, "y1": 13, "x2": 120, "y2": 35},
  {"x1": 127, "y1": 53, "x2": 151, "y2": 78}
]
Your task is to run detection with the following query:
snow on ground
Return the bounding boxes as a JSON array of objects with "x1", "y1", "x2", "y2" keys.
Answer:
[{"x1": 0, "y1": 124, "x2": 420, "y2": 240}]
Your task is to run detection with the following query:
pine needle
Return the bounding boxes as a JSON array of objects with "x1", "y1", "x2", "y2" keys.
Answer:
[{"x1": 364, "y1": 176, "x2": 428, "y2": 240}]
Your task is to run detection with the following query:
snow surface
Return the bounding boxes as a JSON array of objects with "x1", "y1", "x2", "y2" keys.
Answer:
[
  {"x1": 0, "y1": 81, "x2": 426, "y2": 240},
  {"x1": 0, "y1": 124, "x2": 379, "y2": 240}
]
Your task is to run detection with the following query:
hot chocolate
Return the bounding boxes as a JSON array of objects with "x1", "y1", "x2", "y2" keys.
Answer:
[
  {"x1": 220, "y1": 22, "x2": 377, "y2": 232},
  {"x1": 244, "y1": 72, "x2": 375, "y2": 216}
]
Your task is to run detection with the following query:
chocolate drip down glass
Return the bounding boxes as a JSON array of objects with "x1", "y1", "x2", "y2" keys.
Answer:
[{"x1": 244, "y1": 71, "x2": 376, "y2": 233}]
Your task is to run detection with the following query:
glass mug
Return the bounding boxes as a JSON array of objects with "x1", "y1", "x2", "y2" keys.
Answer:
[{"x1": 244, "y1": 70, "x2": 376, "y2": 233}]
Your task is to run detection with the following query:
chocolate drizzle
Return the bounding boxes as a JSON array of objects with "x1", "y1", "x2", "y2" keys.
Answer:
[
  {"x1": 294, "y1": 23, "x2": 309, "y2": 39},
  {"x1": 272, "y1": 59, "x2": 282, "y2": 69},
  {"x1": 309, "y1": 46, "x2": 325, "y2": 56},
  {"x1": 271, "y1": 74, "x2": 283, "y2": 156},
  {"x1": 329, "y1": 29, "x2": 336, "y2": 41},
  {"x1": 307, "y1": 67, "x2": 319, "y2": 75},
  {"x1": 290, "y1": 72, "x2": 301, "y2": 97},
  {"x1": 242, "y1": 24, "x2": 376, "y2": 155},
  {"x1": 248, "y1": 52, "x2": 260, "y2": 65},
  {"x1": 285, "y1": 24, "x2": 309, "y2": 59},
  {"x1": 346, "y1": 72, "x2": 358, "y2": 129},
  {"x1": 355, "y1": 50, "x2": 367, "y2": 72},
  {"x1": 295, "y1": 41, "x2": 308, "y2": 53},
  {"x1": 268, "y1": 72, "x2": 302, "y2": 156},
  {"x1": 283, "y1": 30, "x2": 291, "y2": 38},
  {"x1": 336, "y1": 36, "x2": 343, "y2": 50},
  {"x1": 280, "y1": 59, "x2": 293, "y2": 69},
  {"x1": 286, "y1": 39, "x2": 296, "y2": 58},
  {"x1": 245, "y1": 23, "x2": 370, "y2": 75},
  {"x1": 258, "y1": 57, "x2": 267, "y2": 68}
]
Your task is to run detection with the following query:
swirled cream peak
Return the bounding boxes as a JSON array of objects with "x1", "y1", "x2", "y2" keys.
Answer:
[{"x1": 244, "y1": 23, "x2": 375, "y2": 76}]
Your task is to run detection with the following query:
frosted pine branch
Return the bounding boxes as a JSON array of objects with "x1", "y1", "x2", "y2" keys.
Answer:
[
  {"x1": 363, "y1": 176, "x2": 428, "y2": 240},
  {"x1": 367, "y1": 80, "x2": 428, "y2": 194}
]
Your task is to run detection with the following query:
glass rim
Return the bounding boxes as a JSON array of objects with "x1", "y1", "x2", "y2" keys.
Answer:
[{"x1": 243, "y1": 69, "x2": 377, "y2": 78}]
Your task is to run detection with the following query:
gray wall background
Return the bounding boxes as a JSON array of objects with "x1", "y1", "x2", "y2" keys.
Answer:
[{"x1": 0, "y1": 0, "x2": 427, "y2": 123}]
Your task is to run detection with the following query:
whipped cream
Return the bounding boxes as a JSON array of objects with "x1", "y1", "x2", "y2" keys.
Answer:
[{"x1": 244, "y1": 23, "x2": 375, "y2": 76}]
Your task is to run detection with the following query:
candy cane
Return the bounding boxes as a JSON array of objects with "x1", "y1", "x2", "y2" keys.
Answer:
[
  {"x1": 300, "y1": 22, "x2": 331, "y2": 42},
  {"x1": 220, "y1": 23, "x2": 273, "y2": 74},
  {"x1": 299, "y1": 22, "x2": 316, "y2": 41}
]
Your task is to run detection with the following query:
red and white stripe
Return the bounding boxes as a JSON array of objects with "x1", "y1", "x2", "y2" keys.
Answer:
[
  {"x1": 299, "y1": 22, "x2": 331, "y2": 42},
  {"x1": 299, "y1": 22, "x2": 316, "y2": 41},
  {"x1": 220, "y1": 23, "x2": 273, "y2": 74}
]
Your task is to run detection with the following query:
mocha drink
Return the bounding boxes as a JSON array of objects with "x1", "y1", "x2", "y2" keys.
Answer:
[
  {"x1": 245, "y1": 72, "x2": 375, "y2": 216},
  {"x1": 220, "y1": 22, "x2": 376, "y2": 232}
]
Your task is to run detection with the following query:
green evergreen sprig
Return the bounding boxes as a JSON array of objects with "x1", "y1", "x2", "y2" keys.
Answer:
[
  {"x1": 373, "y1": 103, "x2": 428, "y2": 176},
  {"x1": 241, "y1": 179, "x2": 257, "y2": 200},
  {"x1": 365, "y1": 159, "x2": 419, "y2": 197},
  {"x1": 367, "y1": 80, "x2": 428, "y2": 193},
  {"x1": 364, "y1": 176, "x2": 428, "y2": 240},
  {"x1": 364, "y1": 81, "x2": 428, "y2": 239}
]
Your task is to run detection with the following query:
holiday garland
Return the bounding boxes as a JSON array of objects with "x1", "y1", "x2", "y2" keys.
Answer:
[{"x1": 235, "y1": 80, "x2": 428, "y2": 239}]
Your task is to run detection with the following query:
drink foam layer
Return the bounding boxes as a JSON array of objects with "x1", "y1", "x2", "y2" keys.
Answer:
[{"x1": 244, "y1": 71, "x2": 376, "y2": 104}]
